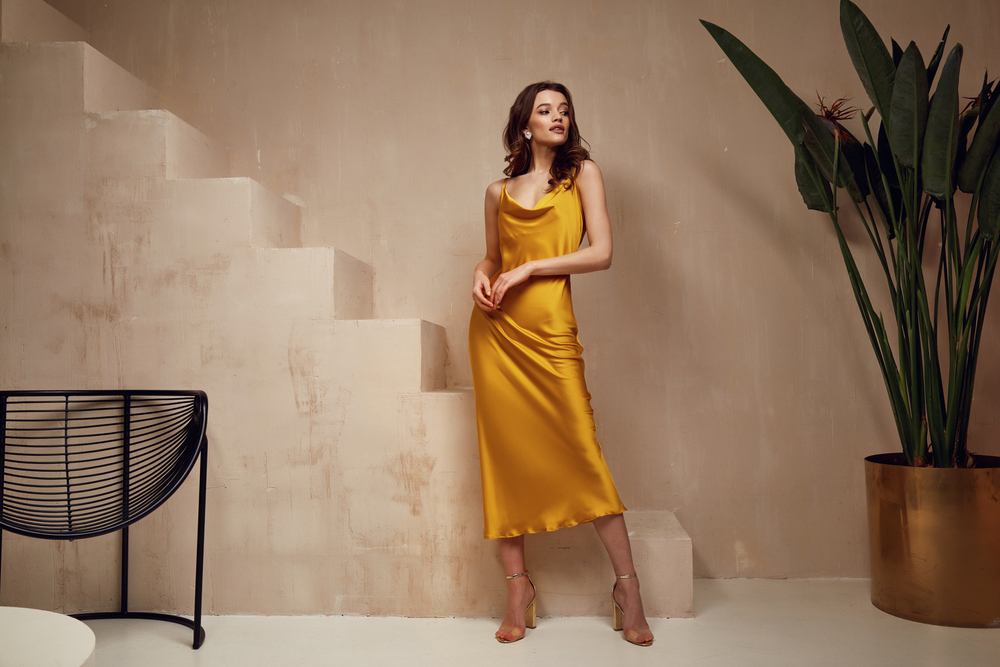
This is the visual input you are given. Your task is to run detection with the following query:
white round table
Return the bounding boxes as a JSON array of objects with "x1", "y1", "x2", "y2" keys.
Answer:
[{"x1": 0, "y1": 606, "x2": 95, "y2": 667}]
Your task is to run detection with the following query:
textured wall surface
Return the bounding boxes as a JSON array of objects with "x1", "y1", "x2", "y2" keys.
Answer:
[{"x1": 4, "y1": 0, "x2": 1000, "y2": 614}]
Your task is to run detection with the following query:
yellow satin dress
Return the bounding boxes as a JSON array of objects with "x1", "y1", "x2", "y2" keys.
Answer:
[{"x1": 468, "y1": 177, "x2": 626, "y2": 539}]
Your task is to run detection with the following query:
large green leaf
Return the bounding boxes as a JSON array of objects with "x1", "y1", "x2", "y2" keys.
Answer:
[
  {"x1": 958, "y1": 78, "x2": 1000, "y2": 192},
  {"x1": 840, "y1": 0, "x2": 896, "y2": 123},
  {"x1": 795, "y1": 150, "x2": 832, "y2": 212},
  {"x1": 891, "y1": 38, "x2": 903, "y2": 68},
  {"x1": 922, "y1": 44, "x2": 964, "y2": 199},
  {"x1": 877, "y1": 121, "x2": 898, "y2": 187},
  {"x1": 701, "y1": 20, "x2": 804, "y2": 146},
  {"x1": 865, "y1": 142, "x2": 895, "y2": 238},
  {"x1": 925, "y1": 25, "x2": 951, "y2": 87},
  {"x1": 954, "y1": 103, "x2": 980, "y2": 181},
  {"x1": 877, "y1": 121, "x2": 906, "y2": 226},
  {"x1": 979, "y1": 148, "x2": 1000, "y2": 239},
  {"x1": 842, "y1": 139, "x2": 871, "y2": 200},
  {"x1": 889, "y1": 42, "x2": 929, "y2": 169}
]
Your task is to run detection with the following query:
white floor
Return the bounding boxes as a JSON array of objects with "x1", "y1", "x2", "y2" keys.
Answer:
[{"x1": 84, "y1": 579, "x2": 1000, "y2": 667}]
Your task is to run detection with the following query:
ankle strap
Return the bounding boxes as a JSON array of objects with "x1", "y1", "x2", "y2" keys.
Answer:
[
  {"x1": 506, "y1": 571, "x2": 529, "y2": 580},
  {"x1": 617, "y1": 573, "x2": 638, "y2": 580}
]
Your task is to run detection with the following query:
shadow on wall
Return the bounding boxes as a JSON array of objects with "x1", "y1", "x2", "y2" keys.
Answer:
[
  {"x1": 688, "y1": 104, "x2": 1000, "y2": 464},
  {"x1": 967, "y1": 293, "x2": 1000, "y2": 456}
]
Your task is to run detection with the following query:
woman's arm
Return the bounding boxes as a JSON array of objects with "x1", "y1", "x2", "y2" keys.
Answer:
[
  {"x1": 489, "y1": 161, "x2": 612, "y2": 309},
  {"x1": 472, "y1": 180, "x2": 504, "y2": 312}
]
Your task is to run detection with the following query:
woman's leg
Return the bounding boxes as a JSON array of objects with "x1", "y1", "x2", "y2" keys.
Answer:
[
  {"x1": 495, "y1": 535, "x2": 535, "y2": 642},
  {"x1": 592, "y1": 513, "x2": 654, "y2": 644}
]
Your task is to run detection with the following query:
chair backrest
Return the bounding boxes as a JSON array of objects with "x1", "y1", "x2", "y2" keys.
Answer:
[{"x1": 1, "y1": 391, "x2": 207, "y2": 540}]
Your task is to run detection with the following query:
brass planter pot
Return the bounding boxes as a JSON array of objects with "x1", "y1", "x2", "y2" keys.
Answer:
[{"x1": 865, "y1": 453, "x2": 1000, "y2": 628}]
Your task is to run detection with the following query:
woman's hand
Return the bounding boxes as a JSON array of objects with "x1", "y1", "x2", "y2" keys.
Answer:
[
  {"x1": 472, "y1": 270, "x2": 495, "y2": 312},
  {"x1": 490, "y1": 262, "x2": 535, "y2": 309}
]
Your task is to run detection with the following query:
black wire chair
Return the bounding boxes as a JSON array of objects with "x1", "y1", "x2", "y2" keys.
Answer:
[{"x1": 0, "y1": 390, "x2": 208, "y2": 649}]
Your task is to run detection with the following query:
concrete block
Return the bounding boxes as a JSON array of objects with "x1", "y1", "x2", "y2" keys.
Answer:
[
  {"x1": 167, "y1": 178, "x2": 301, "y2": 255},
  {"x1": 280, "y1": 317, "x2": 442, "y2": 395},
  {"x1": 246, "y1": 179, "x2": 302, "y2": 249},
  {"x1": 1, "y1": 0, "x2": 88, "y2": 44},
  {"x1": 67, "y1": 173, "x2": 361, "y2": 326},
  {"x1": 0, "y1": 26, "x2": 459, "y2": 618},
  {"x1": 627, "y1": 510, "x2": 694, "y2": 618},
  {"x1": 84, "y1": 110, "x2": 228, "y2": 181},
  {"x1": 290, "y1": 319, "x2": 444, "y2": 397},
  {"x1": 396, "y1": 389, "x2": 499, "y2": 616},
  {"x1": 248, "y1": 247, "x2": 339, "y2": 320},
  {"x1": 123, "y1": 246, "x2": 369, "y2": 325},
  {"x1": 420, "y1": 320, "x2": 447, "y2": 391},
  {"x1": 250, "y1": 247, "x2": 373, "y2": 322},
  {"x1": 525, "y1": 509, "x2": 693, "y2": 618},
  {"x1": 0, "y1": 41, "x2": 84, "y2": 120},
  {"x1": 0, "y1": 41, "x2": 156, "y2": 114},
  {"x1": 337, "y1": 388, "x2": 494, "y2": 616},
  {"x1": 333, "y1": 249, "x2": 373, "y2": 320}
]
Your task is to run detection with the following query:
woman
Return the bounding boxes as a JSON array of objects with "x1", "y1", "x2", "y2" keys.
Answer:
[{"x1": 468, "y1": 81, "x2": 654, "y2": 647}]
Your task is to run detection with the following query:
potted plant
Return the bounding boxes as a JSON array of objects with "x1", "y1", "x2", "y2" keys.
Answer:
[{"x1": 702, "y1": 0, "x2": 1000, "y2": 627}]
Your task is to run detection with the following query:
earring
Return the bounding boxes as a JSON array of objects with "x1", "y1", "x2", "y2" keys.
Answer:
[{"x1": 524, "y1": 131, "x2": 532, "y2": 140}]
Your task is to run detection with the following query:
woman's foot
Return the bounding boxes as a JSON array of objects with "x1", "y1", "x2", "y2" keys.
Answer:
[
  {"x1": 495, "y1": 573, "x2": 535, "y2": 642},
  {"x1": 613, "y1": 576, "x2": 654, "y2": 646}
]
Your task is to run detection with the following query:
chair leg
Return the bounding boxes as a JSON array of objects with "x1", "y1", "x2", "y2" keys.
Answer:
[
  {"x1": 193, "y1": 437, "x2": 208, "y2": 649},
  {"x1": 120, "y1": 525, "x2": 129, "y2": 613}
]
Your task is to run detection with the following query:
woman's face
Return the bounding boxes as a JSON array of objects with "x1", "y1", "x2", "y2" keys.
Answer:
[{"x1": 524, "y1": 89, "x2": 571, "y2": 148}]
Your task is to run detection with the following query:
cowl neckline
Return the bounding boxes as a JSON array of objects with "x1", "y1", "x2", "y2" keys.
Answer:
[{"x1": 501, "y1": 179, "x2": 572, "y2": 216}]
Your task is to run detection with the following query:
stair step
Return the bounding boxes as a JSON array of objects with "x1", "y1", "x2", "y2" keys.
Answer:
[
  {"x1": 393, "y1": 389, "x2": 493, "y2": 615},
  {"x1": 157, "y1": 323, "x2": 447, "y2": 615},
  {"x1": 252, "y1": 247, "x2": 373, "y2": 321},
  {"x1": 333, "y1": 250, "x2": 374, "y2": 320},
  {"x1": 59, "y1": 173, "x2": 364, "y2": 324},
  {"x1": 0, "y1": 41, "x2": 157, "y2": 114},
  {"x1": 349, "y1": 389, "x2": 695, "y2": 617},
  {"x1": 168, "y1": 178, "x2": 302, "y2": 252},
  {"x1": 0, "y1": 13, "x2": 466, "y2": 618},
  {"x1": 133, "y1": 248, "x2": 368, "y2": 323},
  {"x1": 308, "y1": 319, "x2": 445, "y2": 394},
  {"x1": 0, "y1": 42, "x2": 85, "y2": 120},
  {"x1": 86, "y1": 110, "x2": 229, "y2": 181},
  {"x1": 1, "y1": 0, "x2": 88, "y2": 44},
  {"x1": 289, "y1": 319, "x2": 445, "y2": 399},
  {"x1": 526, "y1": 509, "x2": 694, "y2": 617},
  {"x1": 626, "y1": 510, "x2": 694, "y2": 617},
  {"x1": 345, "y1": 388, "x2": 480, "y2": 557}
]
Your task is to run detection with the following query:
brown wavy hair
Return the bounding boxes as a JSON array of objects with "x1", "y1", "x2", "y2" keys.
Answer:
[{"x1": 502, "y1": 81, "x2": 590, "y2": 192}]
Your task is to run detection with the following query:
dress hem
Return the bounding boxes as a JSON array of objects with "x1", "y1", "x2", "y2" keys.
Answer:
[{"x1": 483, "y1": 505, "x2": 628, "y2": 540}]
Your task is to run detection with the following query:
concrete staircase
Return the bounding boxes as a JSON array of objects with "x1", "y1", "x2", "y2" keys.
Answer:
[{"x1": 0, "y1": 0, "x2": 692, "y2": 620}]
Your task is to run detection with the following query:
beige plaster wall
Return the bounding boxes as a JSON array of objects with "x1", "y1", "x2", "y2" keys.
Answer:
[
  {"x1": 14, "y1": 0, "x2": 1000, "y2": 591},
  {"x1": 0, "y1": 0, "x2": 87, "y2": 42}
]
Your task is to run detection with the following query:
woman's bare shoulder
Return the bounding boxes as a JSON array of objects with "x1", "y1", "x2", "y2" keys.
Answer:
[
  {"x1": 577, "y1": 159, "x2": 603, "y2": 181},
  {"x1": 486, "y1": 178, "x2": 505, "y2": 204},
  {"x1": 576, "y1": 160, "x2": 604, "y2": 191}
]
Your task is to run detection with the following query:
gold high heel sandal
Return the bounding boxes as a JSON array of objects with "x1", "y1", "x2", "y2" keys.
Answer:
[
  {"x1": 496, "y1": 571, "x2": 536, "y2": 643},
  {"x1": 612, "y1": 573, "x2": 654, "y2": 647}
]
